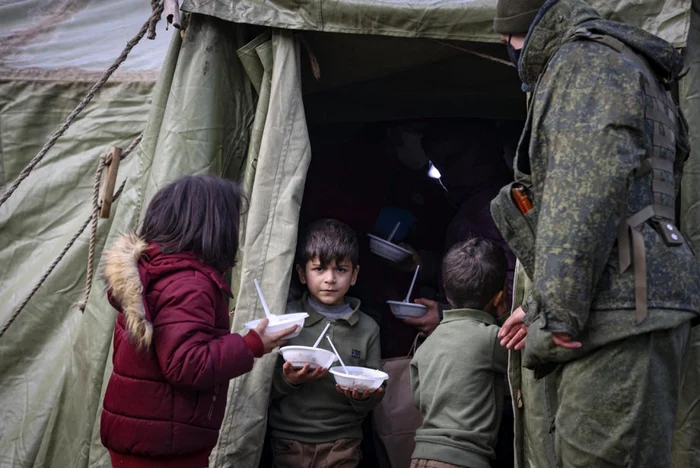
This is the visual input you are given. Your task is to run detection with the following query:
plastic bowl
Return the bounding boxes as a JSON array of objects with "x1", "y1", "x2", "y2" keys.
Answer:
[
  {"x1": 279, "y1": 345, "x2": 337, "y2": 370},
  {"x1": 244, "y1": 313, "x2": 308, "y2": 339},
  {"x1": 386, "y1": 300, "x2": 428, "y2": 319},
  {"x1": 367, "y1": 234, "x2": 412, "y2": 263},
  {"x1": 329, "y1": 366, "x2": 389, "y2": 391}
]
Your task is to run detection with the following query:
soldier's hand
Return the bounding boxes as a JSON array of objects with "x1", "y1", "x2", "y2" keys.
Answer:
[
  {"x1": 551, "y1": 333, "x2": 582, "y2": 349},
  {"x1": 498, "y1": 306, "x2": 528, "y2": 350}
]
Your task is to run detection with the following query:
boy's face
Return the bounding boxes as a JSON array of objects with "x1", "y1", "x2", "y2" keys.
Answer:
[
  {"x1": 486, "y1": 281, "x2": 509, "y2": 319},
  {"x1": 297, "y1": 256, "x2": 359, "y2": 306}
]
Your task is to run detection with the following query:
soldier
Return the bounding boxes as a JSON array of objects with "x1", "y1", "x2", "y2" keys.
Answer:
[{"x1": 490, "y1": 0, "x2": 700, "y2": 467}]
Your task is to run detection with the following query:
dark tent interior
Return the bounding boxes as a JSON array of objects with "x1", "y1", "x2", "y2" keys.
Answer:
[{"x1": 263, "y1": 31, "x2": 527, "y2": 467}]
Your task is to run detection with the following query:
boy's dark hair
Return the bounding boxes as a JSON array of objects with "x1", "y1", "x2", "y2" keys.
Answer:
[
  {"x1": 442, "y1": 237, "x2": 507, "y2": 310},
  {"x1": 296, "y1": 219, "x2": 359, "y2": 267},
  {"x1": 139, "y1": 175, "x2": 246, "y2": 271}
]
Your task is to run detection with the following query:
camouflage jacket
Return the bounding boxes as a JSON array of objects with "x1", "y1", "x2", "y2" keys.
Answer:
[{"x1": 491, "y1": 0, "x2": 700, "y2": 369}]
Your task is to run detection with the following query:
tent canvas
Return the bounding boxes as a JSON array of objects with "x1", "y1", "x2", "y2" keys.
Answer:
[
  {"x1": 0, "y1": 1, "x2": 168, "y2": 467},
  {"x1": 1, "y1": 0, "x2": 698, "y2": 467}
]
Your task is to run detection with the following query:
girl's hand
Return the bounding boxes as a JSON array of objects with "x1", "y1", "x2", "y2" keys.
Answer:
[
  {"x1": 283, "y1": 361, "x2": 328, "y2": 385},
  {"x1": 335, "y1": 385, "x2": 384, "y2": 401},
  {"x1": 255, "y1": 318, "x2": 298, "y2": 354}
]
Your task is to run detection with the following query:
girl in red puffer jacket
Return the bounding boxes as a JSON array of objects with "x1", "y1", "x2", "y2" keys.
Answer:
[{"x1": 100, "y1": 175, "x2": 296, "y2": 468}]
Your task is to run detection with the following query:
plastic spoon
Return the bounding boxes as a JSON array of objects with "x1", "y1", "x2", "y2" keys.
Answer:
[
  {"x1": 312, "y1": 322, "x2": 331, "y2": 348},
  {"x1": 326, "y1": 335, "x2": 349, "y2": 374},
  {"x1": 253, "y1": 279, "x2": 273, "y2": 319},
  {"x1": 386, "y1": 222, "x2": 400, "y2": 243},
  {"x1": 404, "y1": 265, "x2": 420, "y2": 302}
]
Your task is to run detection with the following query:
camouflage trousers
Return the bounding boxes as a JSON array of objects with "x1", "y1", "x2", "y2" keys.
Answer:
[
  {"x1": 554, "y1": 322, "x2": 691, "y2": 468},
  {"x1": 671, "y1": 325, "x2": 700, "y2": 468}
]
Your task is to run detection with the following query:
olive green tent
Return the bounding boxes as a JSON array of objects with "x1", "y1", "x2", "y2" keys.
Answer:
[
  {"x1": 0, "y1": 0, "x2": 698, "y2": 467},
  {"x1": 0, "y1": 1, "x2": 169, "y2": 467}
]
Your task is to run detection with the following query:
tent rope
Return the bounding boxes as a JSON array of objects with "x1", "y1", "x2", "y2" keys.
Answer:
[
  {"x1": 435, "y1": 40, "x2": 515, "y2": 68},
  {"x1": 148, "y1": 0, "x2": 164, "y2": 39},
  {"x1": 77, "y1": 133, "x2": 141, "y2": 312},
  {"x1": 0, "y1": 1, "x2": 163, "y2": 211},
  {"x1": 0, "y1": 132, "x2": 141, "y2": 340},
  {"x1": 78, "y1": 154, "x2": 108, "y2": 313}
]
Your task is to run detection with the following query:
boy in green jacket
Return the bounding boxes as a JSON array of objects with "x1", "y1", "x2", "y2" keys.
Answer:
[
  {"x1": 411, "y1": 238, "x2": 508, "y2": 468},
  {"x1": 268, "y1": 219, "x2": 384, "y2": 468}
]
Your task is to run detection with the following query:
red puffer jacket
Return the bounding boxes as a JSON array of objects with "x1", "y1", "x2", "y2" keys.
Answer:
[{"x1": 100, "y1": 234, "x2": 263, "y2": 462}]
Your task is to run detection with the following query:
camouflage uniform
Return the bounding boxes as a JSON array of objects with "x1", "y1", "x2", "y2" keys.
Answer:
[{"x1": 491, "y1": 0, "x2": 700, "y2": 466}]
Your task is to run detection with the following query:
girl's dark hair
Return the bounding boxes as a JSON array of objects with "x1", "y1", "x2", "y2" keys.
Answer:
[
  {"x1": 139, "y1": 175, "x2": 245, "y2": 271},
  {"x1": 442, "y1": 237, "x2": 507, "y2": 310},
  {"x1": 296, "y1": 219, "x2": 359, "y2": 267}
]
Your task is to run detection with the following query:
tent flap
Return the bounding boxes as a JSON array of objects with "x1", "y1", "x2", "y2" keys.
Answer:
[
  {"x1": 181, "y1": 0, "x2": 692, "y2": 47},
  {"x1": 211, "y1": 29, "x2": 312, "y2": 468}
]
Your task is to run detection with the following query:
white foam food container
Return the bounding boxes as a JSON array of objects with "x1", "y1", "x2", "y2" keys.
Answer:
[
  {"x1": 244, "y1": 313, "x2": 308, "y2": 339},
  {"x1": 329, "y1": 366, "x2": 389, "y2": 391},
  {"x1": 279, "y1": 345, "x2": 337, "y2": 370},
  {"x1": 367, "y1": 234, "x2": 412, "y2": 263},
  {"x1": 386, "y1": 300, "x2": 428, "y2": 319}
]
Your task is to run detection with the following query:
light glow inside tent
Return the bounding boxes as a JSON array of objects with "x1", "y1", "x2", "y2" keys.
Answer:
[{"x1": 427, "y1": 162, "x2": 442, "y2": 179}]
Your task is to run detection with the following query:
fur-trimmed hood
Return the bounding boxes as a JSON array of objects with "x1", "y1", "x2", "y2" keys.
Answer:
[
  {"x1": 102, "y1": 234, "x2": 232, "y2": 348},
  {"x1": 102, "y1": 233, "x2": 151, "y2": 348}
]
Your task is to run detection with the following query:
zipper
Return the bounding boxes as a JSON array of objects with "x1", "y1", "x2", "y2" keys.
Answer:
[
  {"x1": 207, "y1": 386, "x2": 219, "y2": 420},
  {"x1": 327, "y1": 321, "x2": 333, "y2": 348}
]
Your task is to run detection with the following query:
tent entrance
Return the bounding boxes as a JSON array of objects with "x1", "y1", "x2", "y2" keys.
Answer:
[
  {"x1": 284, "y1": 117, "x2": 522, "y2": 466},
  {"x1": 295, "y1": 33, "x2": 526, "y2": 355},
  {"x1": 277, "y1": 33, "x2": 526, "y2": 466}
]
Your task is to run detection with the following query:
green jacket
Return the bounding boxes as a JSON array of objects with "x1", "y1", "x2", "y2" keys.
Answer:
[
  {"x1": 268, "y1": 294, "x2": 383, "y2": 443},
  {"x1": 410, "y1": 309, "x2": 507, "y2": 468},
  {"x1": 508, "y1": 262, "x2": 559, "y2": 468},
  {"x1": 491, "y1": 0, "x2": 700, "y2": 371}
]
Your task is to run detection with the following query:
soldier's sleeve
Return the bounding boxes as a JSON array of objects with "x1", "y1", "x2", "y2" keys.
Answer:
[{"x1": 533, "y1": 45, "x2": 644, "y2": 337}]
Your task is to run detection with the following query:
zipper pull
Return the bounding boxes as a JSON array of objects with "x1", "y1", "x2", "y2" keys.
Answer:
[
  {"x1": 208, "y1": 389, "x2": 219, "y2": 420},
  {"x1": 207, "y1": 400, "x2": 215, "y2": 420}
]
